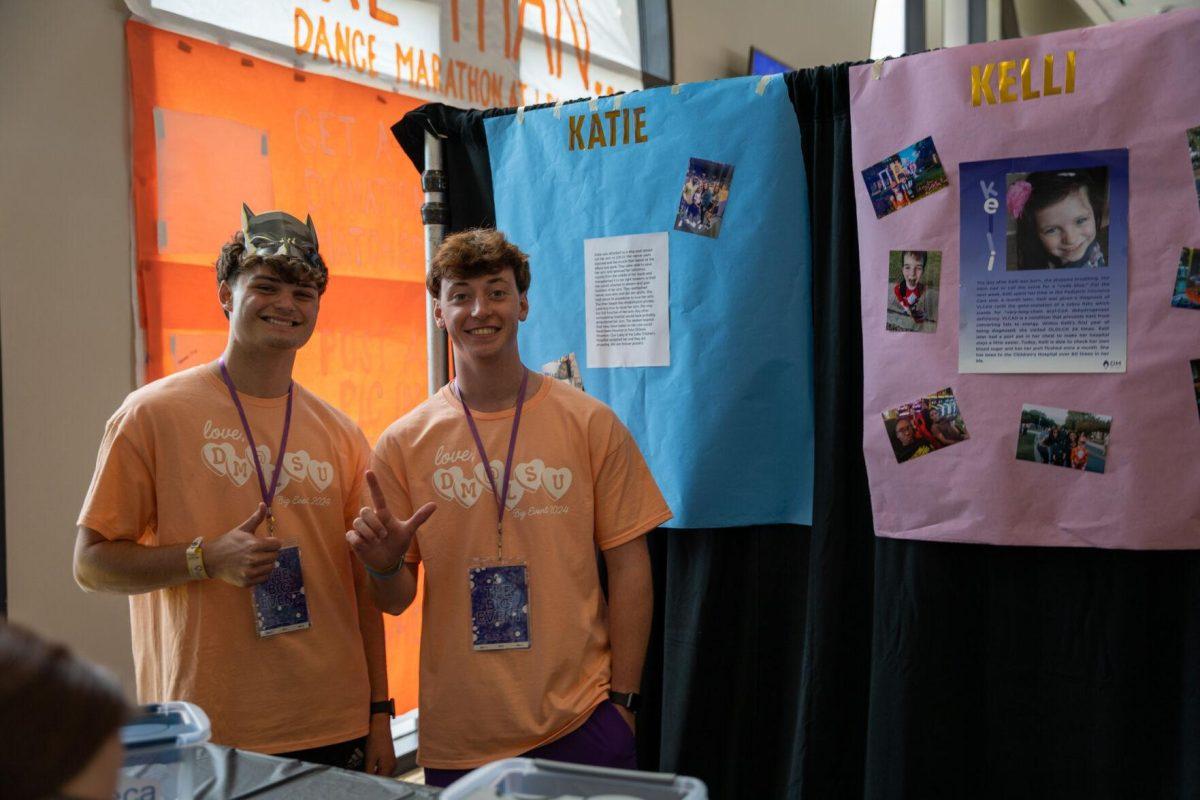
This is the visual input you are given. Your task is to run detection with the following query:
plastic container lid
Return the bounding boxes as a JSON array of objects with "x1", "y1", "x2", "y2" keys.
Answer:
[
  {"x1": 440, "y1": 758, "x2": 708, "y2": 800},
  {"x1": 121, "y1": 702, "x2": 212, "y2": 755}
]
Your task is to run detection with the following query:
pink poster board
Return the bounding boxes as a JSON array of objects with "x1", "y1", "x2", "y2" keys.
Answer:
[{"x1": 850, "y1": 11, "x2": 1200, "y2": 549}]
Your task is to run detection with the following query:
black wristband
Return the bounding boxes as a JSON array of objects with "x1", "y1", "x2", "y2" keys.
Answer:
[
  {"x1": 608, "y1": 690, "x2": 641, "y2": 713},
  {"x1": 370, "y1": 699, "x2": 395, "y2": 718}
]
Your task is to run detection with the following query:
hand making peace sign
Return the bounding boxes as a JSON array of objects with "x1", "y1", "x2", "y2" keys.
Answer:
[{"x1": 346, "y1": 470, "x2": 437, "y2": 575}]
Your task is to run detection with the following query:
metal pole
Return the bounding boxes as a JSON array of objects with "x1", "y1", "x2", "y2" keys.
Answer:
[{"x1": 421, "y1": 130, "x2": 449, "y2": 395}]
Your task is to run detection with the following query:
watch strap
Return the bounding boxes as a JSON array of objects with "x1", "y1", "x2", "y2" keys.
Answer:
[
  {"x1": 370, "y1": 699, "x2": 396, "y2": 718},
  {"x1": 608, "y1": 690, "x2": 641, "y2": 713}
]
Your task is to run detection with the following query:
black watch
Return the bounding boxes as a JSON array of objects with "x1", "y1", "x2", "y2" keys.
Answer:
[
  {"x1": 608, "y1": 690, "x2": 641, "y2": 713},
  {"x1": 370, "y1": 699, "x2": 396, "y2": 718}
]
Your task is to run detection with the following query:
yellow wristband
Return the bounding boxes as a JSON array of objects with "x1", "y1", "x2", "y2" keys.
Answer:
[{"x1": 185, "y1": 537, "x2": 208, "y2": 580}]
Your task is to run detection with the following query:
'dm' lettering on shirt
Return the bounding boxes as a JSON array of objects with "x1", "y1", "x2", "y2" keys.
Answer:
[{"x1": 431, "y1": 445, "x2": 574, "y2": 519}]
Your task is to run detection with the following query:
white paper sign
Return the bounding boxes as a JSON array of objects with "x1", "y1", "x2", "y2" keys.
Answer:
[
  {"x1": 129, "y1": 0, "x2": 643, "y2": 105},
  {"x1": 585, "y1": 232, "x2": 669, "y2": 368}
]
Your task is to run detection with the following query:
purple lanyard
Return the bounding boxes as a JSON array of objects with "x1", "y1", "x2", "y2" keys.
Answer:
[
  {"x1": 455, "y1": 369, "x2": 529, "y2": 561},
  {"x1": 218, "y1": 359, "x2": 294, "y2": 531}
]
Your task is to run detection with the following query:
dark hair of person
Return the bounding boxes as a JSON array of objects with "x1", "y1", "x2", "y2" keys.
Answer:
[
  {"x1": 1016, "y1": 169, "x2": 1107, "y2": 268},
  {"x1": 0, "y1": 622, "x2": 130, "y2": 799},
  {"x1": 215, "y1": 231, "x2": 330, "y2": 297},
  {"x1": 428, "y1": 228, "x2": 531, "y2": 297},
  {"x1": 900, "y1": 250, "x2": 928, "y2": 269}
]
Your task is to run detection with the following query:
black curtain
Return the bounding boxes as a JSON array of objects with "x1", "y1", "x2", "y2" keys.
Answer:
[{"x1": 393, "y1": 65, "x2": 1200, "y2": 800}]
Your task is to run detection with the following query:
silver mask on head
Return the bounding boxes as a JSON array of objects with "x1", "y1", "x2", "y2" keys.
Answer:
[{"x1": 240, "y1": 204, "x2": 320, "y2": 265}]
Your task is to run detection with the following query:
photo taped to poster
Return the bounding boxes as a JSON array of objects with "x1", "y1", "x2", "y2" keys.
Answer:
[
  {"x1": 1187, "y1": 124, "x2": 1200, "y2": 214},
  {"x1": 881, "y1": 387, "x2": 970, "y2": 464},
  {"x1": 959, "y1": 149, "x2": 1129, "y2": 373},
  {"x1": 1171, "y1": 247, "x2": 1200, "y2": 309},
  {"x1": 861, "y1": 136, "x2": 949, "y2": 219},
  {"x1": 674, "y1": 157, "x2": 735, "y2": 238},
  {"x1": 1192, "y1": 359, "x2": 1200, "y2": 422},
  {"x1": 886, "y1": 250, "x2": 941, "y2": 333},
  {"x1": 1015, "y1": 403, "x2": 1112, "y2": 474}
]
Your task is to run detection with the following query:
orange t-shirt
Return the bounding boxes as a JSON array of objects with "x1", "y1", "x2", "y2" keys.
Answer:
[
  {"x1": 372, "y1": 377, "x2": 672, "y2": 769},
  {"x1": 77, "y1": 363, "x2": 385, "y2": 753}
]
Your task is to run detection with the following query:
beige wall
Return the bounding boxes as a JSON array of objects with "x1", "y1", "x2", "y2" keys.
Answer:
[
  {"x1": 1011, "y1": 0, "x2": 1094, "y2": 37},
  {"x1": 0, "y1": 0, "x2": 138, "y2": 693},
  {"x1": 672, "y1": 0, "x2": 876, "y2": 82}
]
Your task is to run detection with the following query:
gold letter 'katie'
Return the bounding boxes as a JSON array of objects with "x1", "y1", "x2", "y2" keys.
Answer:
[{"x1": 568, "y1": 107, "x2": 649, "y2": 151}]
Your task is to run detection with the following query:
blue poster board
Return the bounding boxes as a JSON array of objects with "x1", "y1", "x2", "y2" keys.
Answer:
[{"x1": 485, "y1": 75, "x2": 813, "y2": 528}]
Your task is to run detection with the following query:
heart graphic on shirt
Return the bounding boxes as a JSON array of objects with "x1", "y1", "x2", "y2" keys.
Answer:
[
  {"x1": 201, "y1": 442, "x2": 236, "y2": 476},
  {"x1": 225, "y1": 452, "x2": 253, "y2": 487},
  {"x1": 248, "y1": 444, "x2": 271, "y2": 468},
  {"x1": 542, "y1": 467, "x2": 573, "y2": 500},
  {"x1": 272, "y1": 466, "x2": 291, "y2": 491},
  {"x1": 454, "y1": 476, "x2": 483, "y2": 508},
  {"x1": 307, "y1": 459, "x2": 334, "y2": 491},
  {"x1": 505, "y1": 482, "x2": 525, "y2": 509},
  {"x1": 245, "y1": 445, "x2": 290, "y2": 491},
  {"x1": 473, "y1": 460, "x2": 504, "y2": 493},
  {"x1": 515, "y1": 459, "x2": 545, "y2": 492},
  {"x1": 283, "y1": 450, "x2": 311, "y2": 482},
  {"x1": 433, "y1": 467, "x2": 464, "y2": 501}
]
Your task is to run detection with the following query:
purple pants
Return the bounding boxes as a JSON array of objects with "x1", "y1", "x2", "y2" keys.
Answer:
[{"x1": 423, "y1": 701, "x2": 637, "y2": 789}]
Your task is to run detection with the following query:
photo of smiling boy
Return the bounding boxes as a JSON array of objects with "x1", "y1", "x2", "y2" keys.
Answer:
[
  {"x1": 885, "y1": 250, "x2": 940, "y2": 332},
  {"x1": 1006, "y1": 167, "x2": 1108, "y2": 270}
]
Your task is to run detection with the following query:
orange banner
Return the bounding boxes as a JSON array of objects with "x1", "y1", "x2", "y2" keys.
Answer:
[{"x1": 127, "y1": 20, "x2": 427, "y2": 713}]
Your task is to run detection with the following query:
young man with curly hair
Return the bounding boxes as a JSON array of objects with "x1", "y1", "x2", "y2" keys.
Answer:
[
  {"x1": 74, "y1": 207, "x2": 398, "y2": 774},
  {"x1": 347, "y1": 228, "x2": 671, "y2": 786}
]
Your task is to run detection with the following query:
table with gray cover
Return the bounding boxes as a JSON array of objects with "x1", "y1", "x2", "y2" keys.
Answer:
[{"x1": 184, "y1": 743, "x2": 440, "y2": 799}]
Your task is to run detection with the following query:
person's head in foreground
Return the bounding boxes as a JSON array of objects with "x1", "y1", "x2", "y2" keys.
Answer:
[
  {"x1": 1013, "y1": 170, "x2": 1107, "y2": 269},
  {"x1": 0, "y1": 622, "x2": 130, "y2": 800},
  {"x1": 215, "y1": 205, "x2": 329, "y2": 355},
  {"x1": 429, "y1": 228, "x2": 531, "y2": 363}
]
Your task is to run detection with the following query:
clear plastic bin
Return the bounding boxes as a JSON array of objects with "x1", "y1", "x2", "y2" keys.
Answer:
[
  {"x1": 117, "y1": 701, "x2": 211, "y2": 800},
  {"x1": 441, "y1": 757, "x2": 708, "y2": 799}
]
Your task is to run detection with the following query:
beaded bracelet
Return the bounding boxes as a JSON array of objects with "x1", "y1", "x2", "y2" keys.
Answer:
[{"x1": 363, "y1": 559, "x2": 403, "y2": 579}]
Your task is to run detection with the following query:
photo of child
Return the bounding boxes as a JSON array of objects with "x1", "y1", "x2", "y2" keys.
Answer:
[
  {"x1": 862, "y1": 136, "x2": 950, "y2": 219},
  {"x1": 886, "y1": 250, "x2": 941, "y2": 333},
  {"x1": 1192, "y1": 360, "x2": 1200, "y2": 421},
  {"x1": 958, "y1": 149, "x2": 1128, "y2": 374},
  {"x1": 1006, "y1": 167, "x2": 1109, "y2": 270},
  {"x1": 674, "y1": 158, "x2": 734, "y2": 239},
  {"x1": 1187, "y1": 125, "x2": 1200, "y2": 213},
  {"x1": 881, "y1": 388, "x2": 969, "y2": 464},
  {"x1": 1015, "y1": 404, "x2": 1111, "y2": 474},
  {"x1": 1171, "y1": 247, "x2": 1200, "y2": 309}
]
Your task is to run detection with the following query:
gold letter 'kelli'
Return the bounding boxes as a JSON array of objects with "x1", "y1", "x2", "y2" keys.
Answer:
[{"x1": 970, "y1": 50, "x2": 1076, "y2": 107}]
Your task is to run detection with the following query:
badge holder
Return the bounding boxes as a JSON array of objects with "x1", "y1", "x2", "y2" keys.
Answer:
[
  {"x1": 253, "y1": 537, "x2": 311, "y2": 638},
  {"x1": 469, "y1": 555, "x2": 531, "y2": 651}
]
